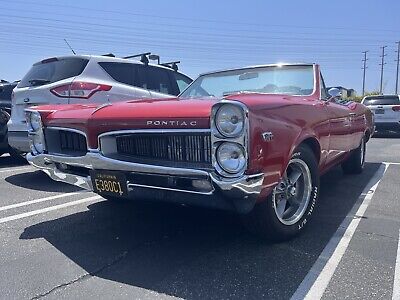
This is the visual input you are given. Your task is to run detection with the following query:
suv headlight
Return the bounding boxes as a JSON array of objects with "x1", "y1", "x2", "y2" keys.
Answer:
[
  {"x1": 215, "y1": 104, "x2": 244, "y2": 138},
  {"x1": 216, "y1": 142, "x2": 246, "y2": 174},
  {"x1": 27, "y1": 111, "x2": 42, "y2": 131}
]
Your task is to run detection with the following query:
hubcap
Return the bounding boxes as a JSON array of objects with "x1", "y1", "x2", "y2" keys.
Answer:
[{"x1": 272, "y1": 158, "x2": 312, "y2": 226}]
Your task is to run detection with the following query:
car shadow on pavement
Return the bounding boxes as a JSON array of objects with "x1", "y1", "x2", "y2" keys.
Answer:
[
  {"x1": 0, "y1": 154, "x2": 28, "y2": 169},
  {"x1": 19, "y1": 163, "x2": 381, "y2": 299},
  {"x1": 5, "y1": 170, "x2": 82, "y2": 193}
]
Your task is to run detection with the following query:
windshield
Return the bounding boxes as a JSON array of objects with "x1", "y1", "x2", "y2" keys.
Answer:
[{"x1": 180, "y1": 65, "x2": 315, "y2": 98}]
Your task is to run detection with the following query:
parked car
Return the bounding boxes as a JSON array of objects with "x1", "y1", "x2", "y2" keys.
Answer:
[
  {"x1": 0, "y1": 80, "x2": 20, "y2": 158},
  {"x1": 26, "y1": 63, "x2": 374, "y2": 240},
  {"x1": 361, "y1": 95, "x2": 400, "y2": 133},
  {"x1": 0, "y1": 80, "x2": 18, "y2": 114},
  {"x1": 8, "y1": 54, "x2": 192, "y2": 153}
]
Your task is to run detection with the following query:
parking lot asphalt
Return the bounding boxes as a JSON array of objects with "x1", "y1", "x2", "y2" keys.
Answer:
[{"x1": 0, "y1": 136, "x2": 399, "y2": 300}]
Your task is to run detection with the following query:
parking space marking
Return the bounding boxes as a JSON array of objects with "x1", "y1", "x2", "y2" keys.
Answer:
[
  {"x1": 0, "y1": 195, "x2": 102, "y2": 224},
  {"x1": 291, "y1": 163, "x2": 388, "y2": 300},
  {"x1": 393, "y1": 229, "x2": 400, "y2": 300},
  {"x1": 0, "y1": 192, "x2": 82, "y2": 212},
  {"x1": 0, "y1": 167, "x2": 33, "y2": 173}
]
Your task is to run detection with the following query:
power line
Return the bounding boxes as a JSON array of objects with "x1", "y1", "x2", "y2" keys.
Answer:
[
  {"x1": 362, "y1": 51, "x2": 369, "y2": 96},
  {"x1": 395, "y1": 41, "x2": 400, "y2": 94},
  {"x1": 2, "y1": 0, "x2": 400, "y2": 34},
  {"x1": 0, "y1": 14, "x2": 395, "y2": 46},
  {"x1": 379, "y1": 46, "x2": 387, "y2": 95}
]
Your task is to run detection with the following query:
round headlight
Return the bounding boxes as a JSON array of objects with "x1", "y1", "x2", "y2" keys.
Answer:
[
  {"x1": 216, "y1": 142, "x2": 246, "y2": 174},
  {"x1": 31, "y1": 134, "x2": 44, "y2": 154},
  {"x1": 215, "y1": 104, "x2": 244, "y2": 137},
  {"x1": 29, "y1": 112, "x2": 42, "y2": 131}
]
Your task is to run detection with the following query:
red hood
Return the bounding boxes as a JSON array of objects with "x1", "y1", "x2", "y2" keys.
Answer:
[
  {"x1": 37, "y1": 93, "x2": 307, "y2": 149},
  {"x1": 40, "y1": 98, "x2": 217, "y2": 148},
  {"x1": 42, "y1": 98, "x2": 215, "y2": 128}
]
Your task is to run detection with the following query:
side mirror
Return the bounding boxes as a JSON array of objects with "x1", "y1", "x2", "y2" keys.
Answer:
[{"x1": 328, "y1": 88, "x2": 342, "y2": 98}]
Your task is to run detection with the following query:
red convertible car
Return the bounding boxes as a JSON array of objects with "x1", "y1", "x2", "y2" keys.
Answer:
[{"x1": 26, "y1": 63, "x2": 374, "y2": 240}]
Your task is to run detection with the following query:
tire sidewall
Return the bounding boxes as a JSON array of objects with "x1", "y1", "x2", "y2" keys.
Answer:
[{"x1": 265, "y1": 145, "x2": 320, "y2": 238}]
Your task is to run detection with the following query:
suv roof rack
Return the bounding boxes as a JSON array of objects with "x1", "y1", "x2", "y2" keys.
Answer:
[
  {"x1": 123, "y1": 52, "x2": 151, "y2": 65},
  {"x1": 161, "y1": 61, "x2": 180, "y2": 71},
  {"x1": 102, "y1": 53, "x2": 115, "y2": 57}
]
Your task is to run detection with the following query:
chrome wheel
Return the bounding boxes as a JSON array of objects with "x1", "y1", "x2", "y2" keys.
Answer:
[{"x1": 272, "y1": 158, "x2": 312, "y2": 226}]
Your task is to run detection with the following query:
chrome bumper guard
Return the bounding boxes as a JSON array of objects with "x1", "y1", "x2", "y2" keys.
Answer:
[{"x1": 27, "y1": 151, "x2": 264, "y2": 213}]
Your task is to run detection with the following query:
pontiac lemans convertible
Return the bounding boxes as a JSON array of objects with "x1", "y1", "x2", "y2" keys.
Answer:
[{"x1": 27, "y1": 63, "x2": 374, "y2": 240}]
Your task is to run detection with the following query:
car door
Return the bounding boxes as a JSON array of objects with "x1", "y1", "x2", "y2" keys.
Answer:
[{"x1": 320, "y1": 75, "x2": 353, "y2": 163}]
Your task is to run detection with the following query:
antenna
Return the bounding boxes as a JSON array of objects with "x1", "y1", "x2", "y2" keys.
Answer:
[{"x1": 63, "y1": 39, "x2": 76, "y2": 55}]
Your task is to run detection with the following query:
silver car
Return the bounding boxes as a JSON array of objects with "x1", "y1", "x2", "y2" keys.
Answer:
[
  {"x1": 8, "y1": 54, "x2": 192, "y2": 153},
  {"x1": 361, "y1": 95, "x2": 400, "y2": 133}
]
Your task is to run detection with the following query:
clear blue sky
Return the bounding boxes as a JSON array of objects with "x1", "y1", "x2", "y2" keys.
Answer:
[{"x1": 1, "y1": 0, "x2": 399, "y2": 94}]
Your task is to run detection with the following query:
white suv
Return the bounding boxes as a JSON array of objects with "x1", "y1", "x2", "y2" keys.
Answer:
[
  {"x1": 361, "y1": 95, "x2": 400, "y2": 133},
  {"x1": 8, "y1": 54, "x2": 192, "y2": 153}
]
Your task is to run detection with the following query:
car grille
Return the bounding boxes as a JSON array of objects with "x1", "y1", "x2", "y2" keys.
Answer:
[
  {"x1": 114, "y1": 132, "x2": 212, "y2": 169},
  {"x1": 45, "y1": 128, "x2": 87, "y2": 156},
  {"x1": 59, "y1": 131, "x2": 87, "y2": 154}
]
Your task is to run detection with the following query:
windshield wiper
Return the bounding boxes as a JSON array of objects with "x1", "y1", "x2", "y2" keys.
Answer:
[{"x1": 28, "y1": 79, "x2": 51, "y2": 87}]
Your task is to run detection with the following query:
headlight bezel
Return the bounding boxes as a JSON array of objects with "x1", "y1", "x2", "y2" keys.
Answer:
[
  {"x1": 216, "y1": 142, "x2": 246, "y2": 174},
  {"x1": 215, "y1": 104, "x2": 245, "y2": 138},
  {"x1": 211, "y1": 101, "x2": 249, "y2": 178}
]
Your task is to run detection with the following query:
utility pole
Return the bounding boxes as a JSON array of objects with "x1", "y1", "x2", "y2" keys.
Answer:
[
  {"x1": 362, "y1": 51, "x2": 368, "y2": 96},
  {"x1": 395, "y1": 41, "x2": 400, "y2": 95},
  {"x1": 379, "y1": 46, "x2": 387, "y2": 95}
]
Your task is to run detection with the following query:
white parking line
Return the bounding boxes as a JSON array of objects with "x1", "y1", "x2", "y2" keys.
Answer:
[
  {"x1": 0, "y1": 192, "x2": 82, "y2": 212},
  {"x1": 383, "y1": 162, "x2": 400, "y2": 166},
  {"x1": 291, "y1": 163, "x2": 388, "y2": 300},
  {"x1": 0, "y1": 167, "x2": 32, "y2": 174},
  {"x1": 393, "y1": 229, "x2": 400, "y2": 300},
  {"x1": 0, "y1": 195, "x2": 102, "y2": 224}
]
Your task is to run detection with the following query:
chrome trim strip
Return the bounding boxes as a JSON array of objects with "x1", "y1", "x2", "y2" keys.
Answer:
[
  {"x1": 29, "y1": 152, "x2": 210, "y2": 177},
  {"x1": 98, "y1": 128, "x2": 210, "y2": 139},
  {"x1": 127, "y1": 183, "x2": 214, "y2": 195}
]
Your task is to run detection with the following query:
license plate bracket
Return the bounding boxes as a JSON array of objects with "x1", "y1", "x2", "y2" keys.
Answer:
[
  {"x1": 375, "y1": 109, "x2": 385, "y2": 114},
  {"x1": 90, "y1": 170, "x2": 128, "y2": 198}
]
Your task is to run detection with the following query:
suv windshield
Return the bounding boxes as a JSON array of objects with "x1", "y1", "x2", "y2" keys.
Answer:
[
  {"x1": 363, "y1": 96, "x2": 400, "y2": 106},
  {"x1": 19, "y1": 57, "x2": 89, "y2": 88},
  {"x1": 180, "y1": 65, "x2": 314, "y2": 98}
]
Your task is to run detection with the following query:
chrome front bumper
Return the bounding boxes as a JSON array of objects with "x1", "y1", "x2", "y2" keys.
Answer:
[{"x1": 27, "y1": 151, "x2": 265, "y2": 213}]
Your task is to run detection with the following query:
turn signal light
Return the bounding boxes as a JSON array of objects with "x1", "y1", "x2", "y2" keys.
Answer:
[
  {"x1": 51, "y1": 82, "x2": 112, "y2": 99},
  {"x1": 392, "y1": 106, "x2": 400, "y2": 112}
]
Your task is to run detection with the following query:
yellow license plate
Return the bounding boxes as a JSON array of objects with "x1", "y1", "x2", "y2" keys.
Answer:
[{"x1": 90, "y1": 170, "x2": 128, "y2": 198}]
